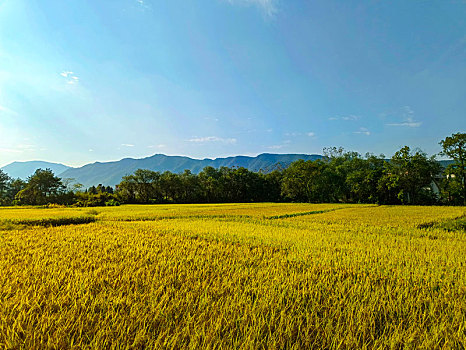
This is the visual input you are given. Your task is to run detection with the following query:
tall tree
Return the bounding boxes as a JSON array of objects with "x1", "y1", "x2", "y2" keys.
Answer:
[
  {"x1": 345, "y1": 153, "x2": 386, "y2": 203},
  {"x1": 382, "y1": 146, "x2": 440, "y2": 204},
  {"x1": 16, "y1": 169, "x2": 66, "y2": 205},
  {"x1": 439, "y1": 132, "x2": 466, "y2": 205},
  {"x1": 281, "y1": 159, "x2": 328, "y2": 202},
  {"x1": 0, "y1": 170, "x2": 11, "y2": 204}
]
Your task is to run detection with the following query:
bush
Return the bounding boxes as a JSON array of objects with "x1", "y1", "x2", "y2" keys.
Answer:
[{"x1": 105, "y1": 199, "x2": 120, "y2": 206}]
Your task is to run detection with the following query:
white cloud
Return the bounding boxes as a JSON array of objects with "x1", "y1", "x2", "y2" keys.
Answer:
[
  {"x1": 121, "y1": 143, "x2": 135, "y2": 147},
  {"x1": 148, "y1": 144, "x2": 166, "y2": 149},
  {"x1": 386, "y1": 121, "x2": 422, "y2": 128},
  {"x1": 267, "y1": 144, "x2": 284, "y2": 150},
  {"x1": 329, "y1": 115, "x2": 360, "y2": 121},
  {"x1": 0, "y1": 144, "x2": 35, "y2": 154},
  {"x1": 225, "y1": 0, "x2": 278, "y2": 18},
  {"x1": 60, "y1": 71, "x2": 79, "y2": 85},
  {"x1": 284, "y1": 132, "x2": 298, "y2": 137},
  {"x1": 0, "y1": 147, "x2": 22, "y2": 154},
  {"x1": 284, "y1": 131, "x2": 315, "y2": 137},
  {"x1": 187, "y1": 136, "x2": 237, "y2": 144},
  {"x1": 135, "y1": 0, "x2": 150, "y2": 10},
  {"x1": 204, "y1": 117, "x2": 219, "y2": 122},
  {"x1": 0, "y1": 105, "x2": 18, "y2": 115},
  {"x1": 353, "y1": 127, "x2": 370, "y2": 136},
  {"x1": 17, "y1": 144, "x2": 35, "y2": 150},
  {"x1": 386, "y1": 106, "x2": 422, "y2": 128},
  {"x1": 342, "y1": 115, "x2": 360, "y2": 121}
]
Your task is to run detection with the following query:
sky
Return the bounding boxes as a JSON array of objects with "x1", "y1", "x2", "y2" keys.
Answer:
[{"x1": 0, "y1": 0, "x2": 465, "y2": 167}]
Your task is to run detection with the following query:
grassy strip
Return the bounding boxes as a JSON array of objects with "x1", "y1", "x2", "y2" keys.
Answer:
[
  {"x1": 265, "y1": 208, "x2": 348, "y2": 219},
  {"x1": 417, "y1": 215, "x2": 466, "y2": 232},
  {"x1": 0, "y1": 216, "x2": 97, "y2": 229},
  {"x1": 113, "y1": 214, "x2": 253, "y2": 222}
]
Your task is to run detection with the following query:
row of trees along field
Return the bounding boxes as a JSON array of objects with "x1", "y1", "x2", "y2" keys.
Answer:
[{"x1": 0, "y1": 133, "x2": 465, "y2": 206}]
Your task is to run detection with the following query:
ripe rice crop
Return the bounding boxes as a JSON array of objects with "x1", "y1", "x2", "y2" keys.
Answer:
[{"x1": 0, "y1": 204, "x2": 465, "y2": 348}]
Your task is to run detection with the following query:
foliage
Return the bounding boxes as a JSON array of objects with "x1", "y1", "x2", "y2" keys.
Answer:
[
  {"x1": 440, "y1": 132, "x2": 466, "y2": 204},
  {"x1": 14, "y1": 169, "x2": 73, "y2": 205},
  {"x1": 1, "y1": 135, "x2": 465, "y2": 206},
  {"x1": 74, "y1": 191, "x2": 115, "y2": 207},
  {"x1": 380, "y1": 146, "x2": 440, "y2": 204},
  {"x1": 0, "y1": 170, "x2": 11, "y2": 205}
]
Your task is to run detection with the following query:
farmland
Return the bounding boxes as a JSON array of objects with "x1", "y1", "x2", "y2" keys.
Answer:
[{"x1": 0, "y1": 203, "x2": 465, "y2": 349}]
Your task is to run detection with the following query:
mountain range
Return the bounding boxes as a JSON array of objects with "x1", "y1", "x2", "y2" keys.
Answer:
[
  {"x1": 1, "y1": 153, "x2": 322, "y2": 188},
  {"x1": 1, "y1": 161, "x2": 71, "y2": 180}
]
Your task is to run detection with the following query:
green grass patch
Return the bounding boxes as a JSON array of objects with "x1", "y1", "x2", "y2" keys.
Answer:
[
  {"x1": 417, "y1": 215, "x2": 466, "y2": 232},
  {"x1": 265, "y1": 208, "x2": 347, "y2": 219},
  {"x1": 0, "y1": 216, "x2": 97, "y2": 229}
]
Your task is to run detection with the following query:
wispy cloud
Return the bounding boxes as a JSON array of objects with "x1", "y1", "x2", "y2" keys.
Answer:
[
  {"x1": 386, "y1": 120, "x2": 422, "y2": 128},
  {"x1": 266, "y1": 139, "x2": 292, "y2": 150},
  {"x1": 204, "y1": 117, "x2": 219, "y2": 122},
  {"x1": 353, "y1": 127, "x2": 371, "y2": 136},
  {"x1": 60, "y1": 71, "x2": 79, "y2": 85},
  {"x1": 0, "y1": 104, "x2": 18, "y2": 115},
  {"x1": 17, "y1": 144, "x2": 36, "y2": 150},
  {"x1": 328, "y1": 115, "x2": 360, "y2": 121},
  {"x1": 267, "y1": 144, "x2": 284, "y2": 150},
  {"x1": 0, "y1": 144, "x2": 36, "y2": 154},
  {"x1": 225, "y1": 0, "x2": 278, "y2": 18},
  {"x1": 135, "y1": 0, "x2": 150, "y2": 10},
  {"x1": 0, "y1": 147, "x2": 22, "y2": 154},
  {"x1": 121, "y1": 143, "x2": 135, "y2": 147},
  {"x1": 386, "y1": 106, "x2": 422, "y2": 128},
  {"x1": 284, "y1": 131, "x2": 316, "y2": 137},
  {"x1": 187, "y1": 136, "x2": 237, "y2": 144},
  {"x1": 148, "y1": 144, "x2": 166, "y2": 149}
]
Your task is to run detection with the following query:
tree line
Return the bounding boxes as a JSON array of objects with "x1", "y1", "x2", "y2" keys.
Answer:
[{"x1": 0, "y1": 133, "x2": 465, "y2": 206}]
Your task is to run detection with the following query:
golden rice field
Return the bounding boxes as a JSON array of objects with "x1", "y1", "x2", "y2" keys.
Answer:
[{"x1": 0, "y1": 203, "x2": 465, "y2": 349}]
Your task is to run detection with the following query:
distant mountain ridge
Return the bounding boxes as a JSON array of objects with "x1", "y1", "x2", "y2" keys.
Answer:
[
  {"x1": 58, "y1": 153, "x2": 323, "y2": 187},
  {"x1": 1, "y1": 154, "x2": 454, "y2": 188},
  {"x1": 0, "y1": 161, "x2": 71, "y2": 180}
]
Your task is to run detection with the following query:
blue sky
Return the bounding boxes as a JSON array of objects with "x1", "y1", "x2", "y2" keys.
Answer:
[{"x1": 0, "y1": 0, "x2": 465, "y2": 167}]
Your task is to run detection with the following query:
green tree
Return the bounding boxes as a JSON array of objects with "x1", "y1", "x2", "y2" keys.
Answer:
[
  {"x1": 345, "y1": 154, "x2": 386, "y2": 203},
  {"x1": 0, "y1": 170, "x2": 10, "y2": 205},
  {"x1": 160, "y1": 171, "x2": 183, "y2": 203},
  {"x1": 381, "y1": 146, "x2": 440, "y2": 204},
  {"x1": 16, "y1": 169, "x2": 66, "y2": 205},
  {"x1": 180, "y1": 169, "x2": 202, "y2": 203},
  {"x1": 281, "y1": 159, "x2": 328, "y2": 202},
  {"x1": 439, "y1": 132, "x2": 466, "y2": 205},
  {"x1": 116, "y1": 169, "x2": 162, "y2": 203},
  {"x1": 6, "y1": 178, "x2": 26, "y2": 204},
  {"x1": 262, "y1": 170, "x2": 283, "y2": 202},
  {"x1": 198, "y1": 167, "x2": 222, "y2": 203}
]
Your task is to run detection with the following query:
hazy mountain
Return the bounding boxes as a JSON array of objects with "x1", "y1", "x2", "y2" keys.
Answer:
[
  {"x1": 2, "y1": 155, "x2": 455, "y2": 188},
  {"x1": 59, "y1": 153, "x2": 323, "y2": 187},
  {"x1": 1, "y1": 161, "x2": 71, "y2": 180},
  {"x1": 439, "y1": 160, "x2": 454, "y2": 168}
]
